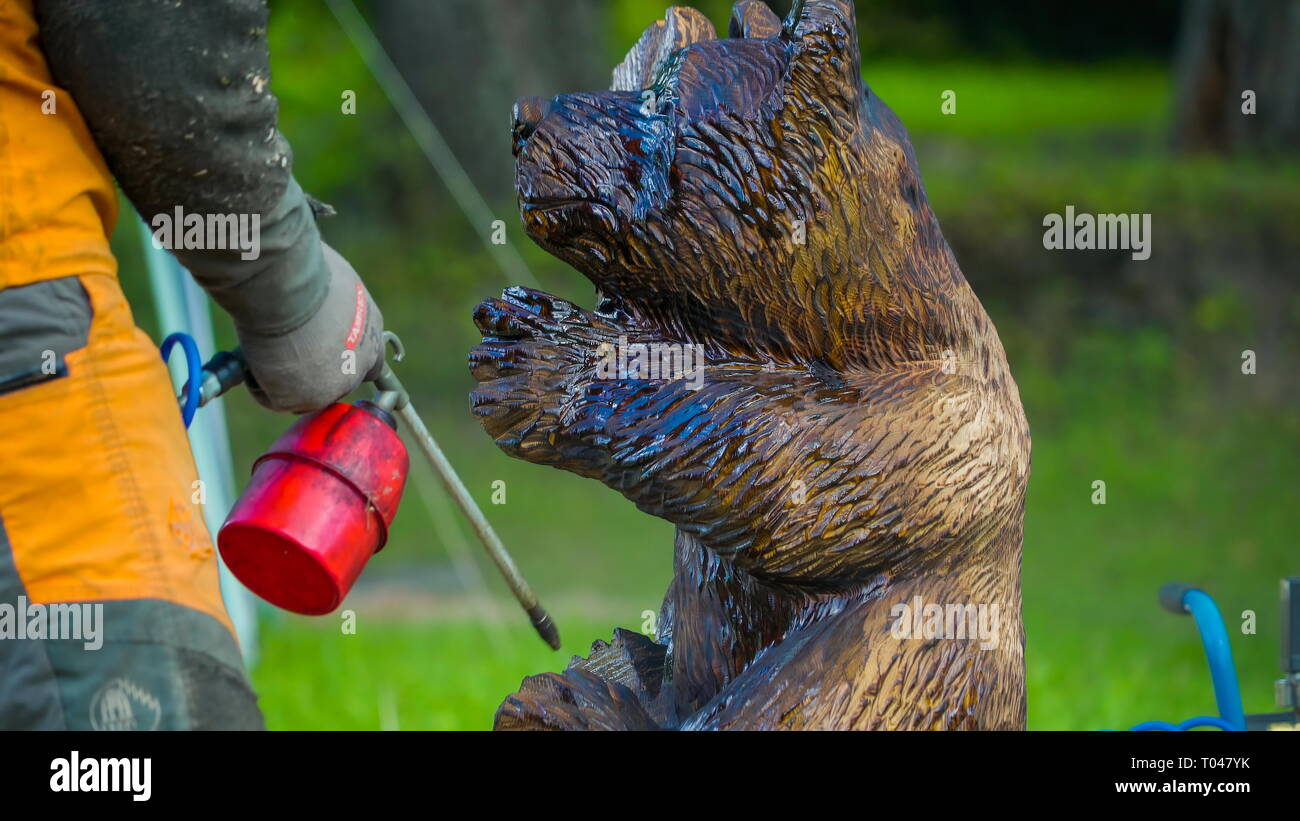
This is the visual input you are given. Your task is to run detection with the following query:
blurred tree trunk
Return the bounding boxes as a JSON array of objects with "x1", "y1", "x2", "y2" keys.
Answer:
[
  {"x1": 1171, "y1": 0, "x2": 1300, "y2": 153},
  {"x1": 370, "y1": 0, "x2": 611, "y2": 205}
]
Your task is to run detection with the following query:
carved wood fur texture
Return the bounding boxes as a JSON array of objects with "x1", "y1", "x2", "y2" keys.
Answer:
[{"x1": 469, "y1": 0, "x2": 1031, "y2": 730}]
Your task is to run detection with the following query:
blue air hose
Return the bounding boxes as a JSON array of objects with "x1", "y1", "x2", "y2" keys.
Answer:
[
  {"x1": 1120, "y1": 583, "x2": 1246, "y2": 731},
  {"x1": 159, "y1": 331, "x2": 202, "y2": 428},
  {"x1": 1129, "y1": 716, "x2": 1240, "y2": 732},
  {"x1": 1180, "y1": 588, "x2": 1247, "y2": 730}
]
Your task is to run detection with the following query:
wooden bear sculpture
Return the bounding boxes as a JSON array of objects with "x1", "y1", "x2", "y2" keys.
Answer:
[{"x1": 469, "y1": 0, "x2": 1031, "y2": 730}]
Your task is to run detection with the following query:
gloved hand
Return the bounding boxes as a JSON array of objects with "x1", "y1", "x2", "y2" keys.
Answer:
[{"x1": 237, "y1": 243, "x2": 386, "y2": 413}]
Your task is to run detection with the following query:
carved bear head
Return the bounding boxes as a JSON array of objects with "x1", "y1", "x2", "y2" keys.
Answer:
[{"x1": 512, "y1": 0, "x2": 985, "y2": 373}]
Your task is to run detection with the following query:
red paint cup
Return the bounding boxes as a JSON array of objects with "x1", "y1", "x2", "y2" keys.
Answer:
[{"x1": 218, "y1": 401, "x2": 408, "y2": 615}]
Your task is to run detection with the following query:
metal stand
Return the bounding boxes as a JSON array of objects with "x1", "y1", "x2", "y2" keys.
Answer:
[{"x1": 139, "y1": 221, "x2": 260, "y2": 666}]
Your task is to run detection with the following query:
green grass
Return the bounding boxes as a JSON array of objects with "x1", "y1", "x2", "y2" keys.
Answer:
[
  {"x1": 248, "y1": 329, "x2": 1299, "y2": 730},
  {"x1": 1018, "y1": 334, "x2": 1296, "y2": 729},
  {"x1": 252, "y1": 616, "x2": 618, "y2": 730}
]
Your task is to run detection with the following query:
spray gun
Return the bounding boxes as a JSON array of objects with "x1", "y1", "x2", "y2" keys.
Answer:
[{"x1": 178, "y1": 331, "x2": 561, "y2": 650}]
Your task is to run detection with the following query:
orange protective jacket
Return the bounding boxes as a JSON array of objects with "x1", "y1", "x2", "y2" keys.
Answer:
[{"x1": 0, "y1": 0, "x2": 230, "y2": 626}]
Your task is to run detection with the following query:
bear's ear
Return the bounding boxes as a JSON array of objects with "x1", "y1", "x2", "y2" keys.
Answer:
[
  {"x1": 611, "y1": 6, "x2": 716, "y2": 93},
  {"x1": 781, "y1": 0, "x2": 863, "y2": 115},
  {"x1": 729, "y1": 0, "x2": 782, "y2": 39}
]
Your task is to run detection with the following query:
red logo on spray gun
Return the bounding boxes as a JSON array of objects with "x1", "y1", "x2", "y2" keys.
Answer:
[{"x1": 345, "y1": 282, "x2": 366, "y2": 350}]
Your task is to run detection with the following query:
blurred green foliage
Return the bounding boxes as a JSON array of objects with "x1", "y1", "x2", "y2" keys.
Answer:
[{"x1": 867, "y1": 60, "x2": 1171, "y2": 137}]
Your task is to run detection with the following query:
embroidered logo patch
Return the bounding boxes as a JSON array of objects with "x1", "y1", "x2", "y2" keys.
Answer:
[{"x1": 90, "y1": 678, "x2": 162, "y2": 731}]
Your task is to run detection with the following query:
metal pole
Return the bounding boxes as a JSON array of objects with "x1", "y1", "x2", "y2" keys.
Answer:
[{"x1": 139, "y1": 221, "x2": 260, "y2": 666}]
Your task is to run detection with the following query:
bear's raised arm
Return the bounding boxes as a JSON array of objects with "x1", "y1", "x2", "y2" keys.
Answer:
[{"x1": 470, "y1": 287, "x2": 1025, "y2": 588}]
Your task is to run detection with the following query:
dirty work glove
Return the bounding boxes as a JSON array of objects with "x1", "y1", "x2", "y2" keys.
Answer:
[{"x1": 237, "y1": 243, "x2": 386, "y2": 413}]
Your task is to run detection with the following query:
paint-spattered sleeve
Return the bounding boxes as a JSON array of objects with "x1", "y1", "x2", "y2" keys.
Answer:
[{"x1": 35, "y1": 0, "x2": 329, "y2": 336}]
